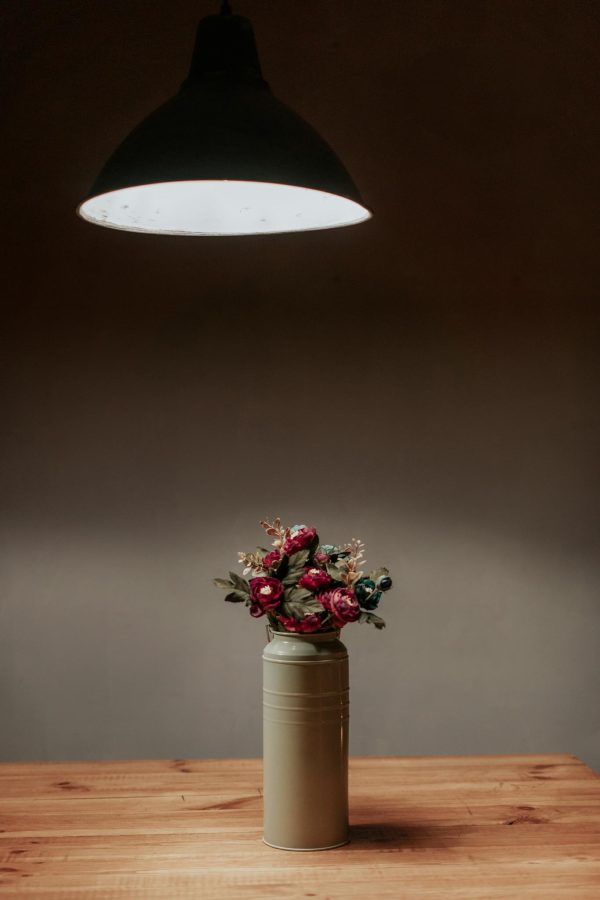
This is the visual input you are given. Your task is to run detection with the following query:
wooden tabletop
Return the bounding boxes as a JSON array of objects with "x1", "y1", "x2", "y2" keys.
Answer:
[{"x1": 1, "y1": 754, "x2": 599, "y2": 898}]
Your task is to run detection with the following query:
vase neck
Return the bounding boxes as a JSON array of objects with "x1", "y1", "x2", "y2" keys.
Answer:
[{"x1": 268, "y1": 629, "x2": 340, "y2": 643}]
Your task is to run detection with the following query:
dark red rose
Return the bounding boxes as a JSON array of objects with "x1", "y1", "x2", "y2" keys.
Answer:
[
  {"x1": 283, "y1": 526, "x2": 318, "y2": 555},
  {"x1": 249, "y1": 576, "x2": 284, "y2": 613},
  {"x1": 249, "y1": 603, "x2": 265, "y2": 618},
  {"x1": 320, "y1": 587, "x2": 360, "y2": 627},
  {"x1": 313, "y1": 550, "x2": 330, "y2": 565},
  {"x1": 298, "y1": 567, "x2": 332, "y2": 592},
  {"x1": 262, "y1": 549, "x2": 282, "y2": 569},
  {"x1": 276, "y1": 614, "x2": 323, "y2": 633}
]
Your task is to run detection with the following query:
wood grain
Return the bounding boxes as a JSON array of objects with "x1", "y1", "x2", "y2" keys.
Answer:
[{"x1": 1, "y1": 754, "x2": 599, "y2": 898}]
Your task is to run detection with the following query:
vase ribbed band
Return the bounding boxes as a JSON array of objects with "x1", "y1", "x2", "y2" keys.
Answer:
[{"x1": 262, "y1": 630, "x2": 349, "y2": 851}]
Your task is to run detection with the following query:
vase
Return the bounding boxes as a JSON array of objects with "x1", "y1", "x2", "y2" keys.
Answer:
[{"x1": 262, "y1": 628, "x2": 349, "y2": 850}]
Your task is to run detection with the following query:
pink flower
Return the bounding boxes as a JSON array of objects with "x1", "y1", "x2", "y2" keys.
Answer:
[
  {"x1": 249, "y1": 576, "x2": 284, "y2": 614},
  {"x1": 262, "y1": 549, "x2": 282, "y2": 569},
  {"x1": 276, "y1": 614, "x2": 323, "y2": 633},
  {"x1": 283, "y1": 526, "x2": 318, "y2": 555},
  {"x1": 320, "y1": 587, "x2": 360, "y2": 627},
  {"x1": 313, "y1": 550, "x2": 330, "y2": 565},
  {"x1": 298, "y1": 567, "x2": 332, "y2": 592}
]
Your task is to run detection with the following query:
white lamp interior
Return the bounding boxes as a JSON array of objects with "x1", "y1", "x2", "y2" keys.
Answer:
[{"x1": 78, "y1": 180, "x2": 371, "y2": 235}]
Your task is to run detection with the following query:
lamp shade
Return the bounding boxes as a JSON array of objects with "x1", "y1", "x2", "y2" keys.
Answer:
[{"x1": 77, "y1": 11, "x2": 371, "y2": 235}]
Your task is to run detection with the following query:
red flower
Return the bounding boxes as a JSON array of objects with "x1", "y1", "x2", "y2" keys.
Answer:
[
  {"x1": 283, "y1": 526, "x2": 318, "y2": 555},
  {"x1": 320, "y1": 587, "x2": 360, "y2": 627},
  {"x1": 276, "y1": 614, "x2": 323, "y2": 633},
  {"x1": 249, "y1": 576, "x2": 284, "y2": 614},
  {"x1": 298, "y1": 567, "x2": 332, "y2": 592},
  {"x1": 262, "y1": 549, "x2": 282, "y2": 569},
  {"x1": 313, "y1": 550, "x2": 330, "y2": 565}
]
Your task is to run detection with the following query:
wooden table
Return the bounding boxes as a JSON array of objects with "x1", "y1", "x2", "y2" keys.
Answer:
[{"x1": 1, "y1": 754, "x2": 599, "y2": 898}]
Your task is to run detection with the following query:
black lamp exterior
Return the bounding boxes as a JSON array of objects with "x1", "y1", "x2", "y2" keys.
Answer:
[{"x1": 81, "y1": 13, "x2": 366, "y2": 211}]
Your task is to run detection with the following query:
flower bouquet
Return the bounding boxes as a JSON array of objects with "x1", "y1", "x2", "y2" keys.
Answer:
[{"x1": 214, "y1": 517, "x2": 393, "y2": 633}]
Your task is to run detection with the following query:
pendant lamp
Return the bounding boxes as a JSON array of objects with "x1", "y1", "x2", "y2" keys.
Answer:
[{"x1": 77, "y1": 2, "x2": 371, "y2": 236}]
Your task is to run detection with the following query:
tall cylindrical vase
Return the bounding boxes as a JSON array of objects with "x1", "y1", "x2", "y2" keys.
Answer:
[{"x1": 262, "y1": 628, "x2": 349, "y2": 850}]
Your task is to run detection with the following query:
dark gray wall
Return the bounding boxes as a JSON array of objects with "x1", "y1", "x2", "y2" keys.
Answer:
[{"x1": 2, "y1": 0, "x2": 599, "y2": 768}]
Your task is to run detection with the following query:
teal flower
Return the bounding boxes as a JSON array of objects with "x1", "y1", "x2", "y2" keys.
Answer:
[
  {"x1": 355, "y1": 577, "x2": 376, "y2": 603},
  {"x1": 362, "y1": 590, "x2": 382, "y2": 610}
]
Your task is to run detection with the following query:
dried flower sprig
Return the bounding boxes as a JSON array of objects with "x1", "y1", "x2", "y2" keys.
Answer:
[
  {"x1": 260, "y1": 517, "x2": 291, "y2": 549},
  {"x1": 342, "y1": 538, "x2": 366, "y2": 586},
  {"x1": 238, "y1": 550, "x2": 268, "y2": 576}
]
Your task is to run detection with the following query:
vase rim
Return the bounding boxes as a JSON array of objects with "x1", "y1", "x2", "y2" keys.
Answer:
[{"x1": 268, "y1": 627, "x2": 340, "y2": 641}]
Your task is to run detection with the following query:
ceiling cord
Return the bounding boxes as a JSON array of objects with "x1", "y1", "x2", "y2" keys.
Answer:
[{"x1": 220, "y1": 0, "x2": 232, "y2": 14}]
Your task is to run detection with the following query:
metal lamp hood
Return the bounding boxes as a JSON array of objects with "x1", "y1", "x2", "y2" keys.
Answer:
[{"x1": 77, "y1": 9, "x2": 371, "y2": 235}]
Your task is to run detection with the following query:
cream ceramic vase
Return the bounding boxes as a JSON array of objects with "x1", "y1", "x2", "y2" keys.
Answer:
[{"x1": 262, "y1": 628, "x2": 349, "y2": 850}]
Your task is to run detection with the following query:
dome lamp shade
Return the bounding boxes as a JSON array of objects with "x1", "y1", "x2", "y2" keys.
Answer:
[{"x1": 77, "y1": 7, "x2": 371, "y2": 236}]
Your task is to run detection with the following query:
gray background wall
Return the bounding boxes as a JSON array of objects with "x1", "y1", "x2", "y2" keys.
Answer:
[{"x1": 2, "y1": 0, "x2": 599, "y2": 769}]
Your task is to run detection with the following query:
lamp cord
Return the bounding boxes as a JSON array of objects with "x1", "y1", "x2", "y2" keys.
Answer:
[{"x1": 220, "y1": 0, "x2": 232, "y2": 14}]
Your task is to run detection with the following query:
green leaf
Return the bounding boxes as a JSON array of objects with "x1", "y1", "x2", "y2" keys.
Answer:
[
  {"x1": 285, "y1": 586, "x2": 313, "y2": 604},
  {"x1": 282, "y1": 549, "x2": 310, "y2": 586},
  {"x1": 303, "y1": 597, "x2": 326, "y2": 614},
  {"x1": 369, "y1": 567, "x2": 389, "y2": 581},
  {"x1": 214, "y1": 577, "x2": 234, "y2": 590},
  {"x1": 326, "y1": 564, "x2": 346, "y2": 582},
  {"x1": 281, "y1": 584, "x2": 324, "y2": 619},
  {"x1": 359, "y1": 611, "x2": 386, "y2": 629},
  {"x1": 288, "y1": 549, "x2": 310, "y2": 570},
  {"x1": 229, "y1": 572, "x2": 250, "y2": 594},
  {"x1": 280, "y1": 600, "x2": 305, "y2": 621},
  {"x1": 224, "y1": 590, "x2": 248, "y2": 603}
]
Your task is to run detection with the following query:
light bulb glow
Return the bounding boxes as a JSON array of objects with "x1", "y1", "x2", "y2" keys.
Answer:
[{"x1": 78, "y1": 180, "x2": 371, "y2": 235}]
